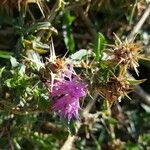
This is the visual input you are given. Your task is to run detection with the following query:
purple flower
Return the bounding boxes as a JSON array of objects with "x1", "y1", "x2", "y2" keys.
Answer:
[{"x1": 51, "y1": 76, "x2": 87, "y2": 122}]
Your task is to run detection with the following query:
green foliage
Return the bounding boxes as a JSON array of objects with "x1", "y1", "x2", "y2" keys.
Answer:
[
  {"x1": 0, "y1": 50, "x2": 13, "y2": 59},
  {"x1": 94, "y1": 32, "x2": 106, "y2": 62},
  {"x1": 62, "y1": 10, "x2": 75, "y2": 53}
]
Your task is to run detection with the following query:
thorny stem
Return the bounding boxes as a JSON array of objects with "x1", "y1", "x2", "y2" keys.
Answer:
[
  {"x1": 128, "y1": 2, "x2": 150, "y2": 40},
  {"x1": 106, "y1": 100, "x2": 116, "y2": 140},
  {"x1": 48, "y1": 0, "x2": 64, "y2": 23}
]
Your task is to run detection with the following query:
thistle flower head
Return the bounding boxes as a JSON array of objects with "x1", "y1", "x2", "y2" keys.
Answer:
[
  {"x1": 44, "y1": 41, "x2": 87, "y2": 121},
  {"x1": 97, "y1": 74, "x2": 132, "y2": 106},
  {"x1": 51, "y1": 76, "x2": 87, "y2": 121},
  {"x1": 45, "y1": 58, "x2": 87, "y2": 121},
  {"x1": 107, "y1": 34, "x2": 145, "y2": 75}
]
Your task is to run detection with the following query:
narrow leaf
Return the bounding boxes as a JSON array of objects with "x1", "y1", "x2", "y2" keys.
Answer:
[
  {"x1": 0, "y1": 50, "x2": 13, "y2": 59},
  {"x1": 63, "y1": 10, "x2": 75, "y2": 53},
  {"x1": 94, "y1": 33, "x2": 106, "y2": 62},
  {"x1": 70, "y1": 49, "x2": 88, "y2": 60}
]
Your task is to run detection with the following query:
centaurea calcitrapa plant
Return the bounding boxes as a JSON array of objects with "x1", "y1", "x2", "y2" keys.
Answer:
[
  {"x1": 1, "y1": 0, "x2": 150, "y2": 149},
  {"x1": 41, "y1": 34, "x2": 145, "y2": 122}
]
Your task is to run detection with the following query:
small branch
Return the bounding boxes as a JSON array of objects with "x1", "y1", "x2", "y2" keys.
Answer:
[
  {"x1": 83, "y1": 94, "x2": 98, "y2": 116},
  {"x1": 48, "y1": 0, "x2": 63, "y2": 23},
  {"x1": 134, "y1": 84, "x2": 150, "y2": 106},
  {"x1": 128, "y1": 3, "x2": 150, "y2": 40}
]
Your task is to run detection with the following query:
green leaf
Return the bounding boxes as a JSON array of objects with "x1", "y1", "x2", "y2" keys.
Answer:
[
  {"x1": 28, "y1": 51, "x2": 44, "y2": 71},
  {"x1": 23, "y1": 37, "x2": 49, "y2": 54},
  {"x1": 94, "y1": 33, "x2": 106, "y2": 62},
  {"x1": 128, "y1": 79, "x2": 146, "y2": 85},
  {"x1": 0, "y1": 67, "x2": 5, "y2": 77},
  {"x1": 106, "y1": 117, "x2": 118, "y2": 125},
  {"x1": 18, "y1": 64, "x2": 26, "y2": 76},
  {"x1": 128, "y1": 0, "x2": 137, "y2": 25},
  {"x1": 63, "y1": 10, "x2": 75, "y2": 53},
  {"x1": 141, "y1": 104, "x2": 150, "y2": 113},
  {"x1": 25, "y1": 22, "x2": 53, "y2": 34},
  {"x1": 32, "y1": 40, "x2": 49, "y2": 54},
  {"x1": 70, "y1": 49, "x2": 88, "y2": 60},
  {"x1": 10, "y1": 56, "x2": 19, "y2": 67},
  {"x1": 0, "y1": 50, "x2": 13, "y2": 59},
  {"x1": 32, "y1": 40, "x2": 49, "y2": 50}
]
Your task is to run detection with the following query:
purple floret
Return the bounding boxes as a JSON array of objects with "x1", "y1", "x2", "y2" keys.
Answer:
[{"x1": 51, "y1": 76, "x2": 87, "y2": 122}]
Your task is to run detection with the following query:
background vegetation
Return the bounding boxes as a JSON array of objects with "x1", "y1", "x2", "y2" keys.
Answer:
[{"x1": 0, "y1": 0, "x2": 150, "y2": 150}]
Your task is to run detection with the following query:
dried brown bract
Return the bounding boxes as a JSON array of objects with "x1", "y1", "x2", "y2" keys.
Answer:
[
  {"x1": 107, "y1": 34, "x2": 145, "y2": 75},
  {"x1": 46, "y1": 58, "x2": 65, "y2": 74},
  {"x1": 97, "y1": 74, "x2": 132, "y2": 106}
]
